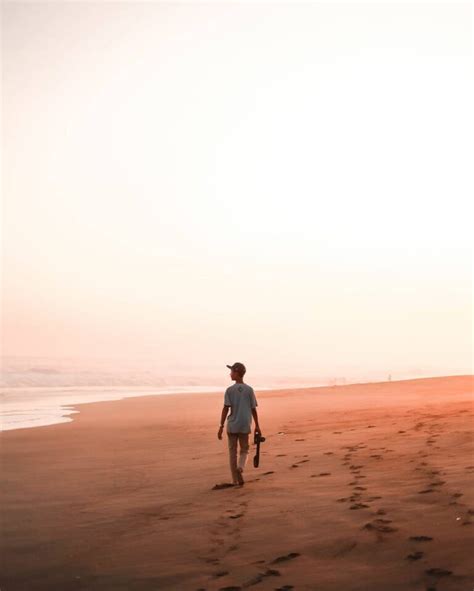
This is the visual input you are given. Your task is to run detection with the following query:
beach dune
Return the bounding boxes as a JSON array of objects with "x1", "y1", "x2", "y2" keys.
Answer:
[{"x1": 1, "y1": 375, "x2": 473, "y2": 590}]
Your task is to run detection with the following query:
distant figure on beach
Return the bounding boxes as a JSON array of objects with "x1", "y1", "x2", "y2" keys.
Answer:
[{"x1": 217, "y1": 362, "x2": 261, "y2": 486}]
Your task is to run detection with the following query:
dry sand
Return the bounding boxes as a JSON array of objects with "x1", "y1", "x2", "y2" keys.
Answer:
[{"x1": 1, "y1": 375, "x2": 473, "y2": 591}]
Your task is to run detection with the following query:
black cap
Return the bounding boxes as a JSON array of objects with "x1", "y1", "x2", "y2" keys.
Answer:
[{"x1": 226, "y1": 362, "x2": 246, "y2": 375}]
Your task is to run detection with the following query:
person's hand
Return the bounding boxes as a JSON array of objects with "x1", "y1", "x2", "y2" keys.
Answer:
[{"x1": 217, "y1": 426, "x2": 224, "y2": 440}]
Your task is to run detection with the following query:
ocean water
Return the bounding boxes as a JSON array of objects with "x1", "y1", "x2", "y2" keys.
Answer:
[
  {"x1": 0, "y1": 382, "x2": 327, "y2": 432},
  {"x1": 0, "y1": 386, "x2": 227, "y2": 432},
  {"x1": 2, "y1": 357, "x2": 443, "y2": 432},
  {"x1": 0, "y1": 358, "x2": 331, "y2": 432}
]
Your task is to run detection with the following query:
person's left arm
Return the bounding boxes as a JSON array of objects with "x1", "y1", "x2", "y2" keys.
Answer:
[
  {"x1": 218, "y1": 390, "x2": 231, "y2": 440},
  {"x1": 218, "y1": 405, "x2": 230, "y2": 439}
]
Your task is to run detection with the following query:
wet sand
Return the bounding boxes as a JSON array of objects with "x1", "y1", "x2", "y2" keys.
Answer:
[{"x1": 1, "y1": 375, "x2": 473, "y2": 591}]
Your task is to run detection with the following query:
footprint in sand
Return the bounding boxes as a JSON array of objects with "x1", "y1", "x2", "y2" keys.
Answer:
[
  {"x1": 323, "y1": 452, "x2": 334, "y2": 455},
  {"x1": 219, "y1": 587, "x2": 242, "y2": 591},
  {"x1": 263, "y1": 471, "x2": 275, "y2": 476},
  {"x1": 203, "y1": 501, "x2": 249, "y2": 566},
  {"x1": 350, "y1": 503, "x2": 370, "y2": 510},
  {"x1": 312, "y1": 472, "x2": 331, "y2": 477},
  {"x1": 425, "y1": 567, "x2": 453, "y2": 577},
  {"x1": 333, "y1": 541, "x2": 358, "y2": 557},
  {"x1": 363, "y1": 521, "x2": 398, "y2": 533},
  {"x1": 242, "y1": 569, "x2": 281, "y2": 587},
  {"x1": 203, "y1": 557, "x2": 221, "y2": 564},
  {"x1": 275, "y1": 586, "x2": 294, "y2": 591},
  {"x1": 409, "y1": 535, "x2": 433, "y2": 542},
  {"x1": 406, "y1": 551, "x2": 424, "y2": 561},
  {"x1": 270, "y1": 552, "x2": 301, "y2": 564},
  {"x1": 295, "y1": 439, "x2": 305, "y2": 441},
  {"x1": 418, "y1": 488, "x2": 435, "y2": 494},
  {"x1": 276, "y1": 454, "x2": 287, "y2": 457}
]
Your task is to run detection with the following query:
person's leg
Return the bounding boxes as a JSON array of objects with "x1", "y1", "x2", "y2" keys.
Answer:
[
  {"x1": 227, "y1": 432, "x2": 239, "y2": 483},
  {"x1": 237, "y1": 432, "x2": 250, "y2": 472}
]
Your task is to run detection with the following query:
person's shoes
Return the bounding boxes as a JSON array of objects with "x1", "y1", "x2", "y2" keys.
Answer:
[{"x1": 236, "y1": 467, "x2": 245, "y2": 486}]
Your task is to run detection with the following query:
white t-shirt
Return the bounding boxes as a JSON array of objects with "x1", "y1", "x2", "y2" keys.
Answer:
[{"x1": 224, "y1": 383, "x2": 258, "y2": 434}]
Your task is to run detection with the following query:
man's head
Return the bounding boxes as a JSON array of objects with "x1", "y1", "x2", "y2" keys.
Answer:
[{"x1": 226, "y1": 362, "x2": 246, "y2": 381}]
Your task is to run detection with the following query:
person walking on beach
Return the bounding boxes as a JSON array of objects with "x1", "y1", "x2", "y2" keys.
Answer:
[{"x1": 217, "y1": 362, "x2": 261, "y2": 486}]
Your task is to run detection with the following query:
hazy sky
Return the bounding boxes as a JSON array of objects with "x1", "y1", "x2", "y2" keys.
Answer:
[{"x1": 2, "y1": 2, "x2": 473, "y2": 379}]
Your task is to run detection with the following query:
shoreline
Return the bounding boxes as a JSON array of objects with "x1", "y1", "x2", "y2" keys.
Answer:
[
  {"x1": 0, "y1": 382, "x2": 321, "y2": 433},
  {"x1": 1, "y1": 373, "x2": 469, "y2": 434}
]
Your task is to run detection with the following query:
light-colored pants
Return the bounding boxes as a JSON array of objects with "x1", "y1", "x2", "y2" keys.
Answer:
[{"x1": 227, "y1": 432, "x2": 250, "y2": 482}]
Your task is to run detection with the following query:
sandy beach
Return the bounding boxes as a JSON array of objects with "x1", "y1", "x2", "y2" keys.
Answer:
[{"x1": 1, "y1": 375, "x2": 473, "y2": 591}]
